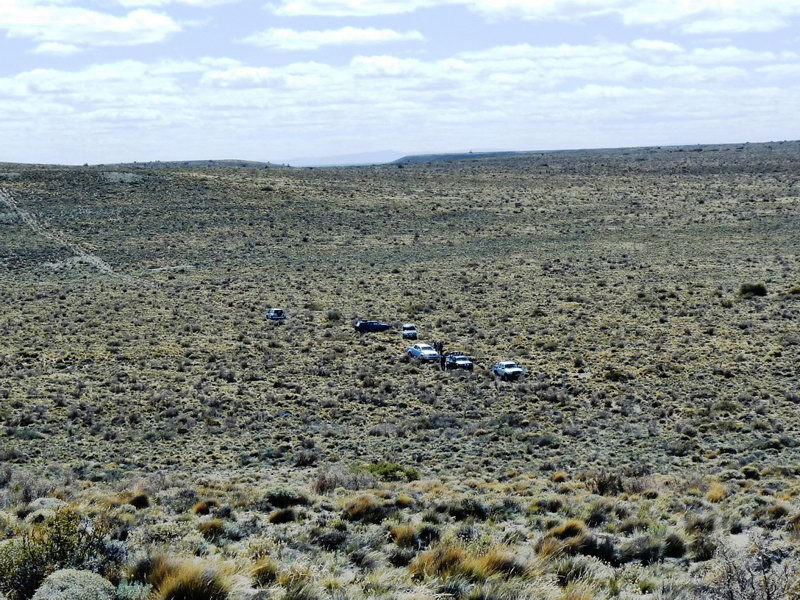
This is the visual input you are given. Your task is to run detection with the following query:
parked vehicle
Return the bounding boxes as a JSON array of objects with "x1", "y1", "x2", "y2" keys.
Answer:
[
  {"x1": 407, "y1": 343, "x2": 440, "y2": 362},
  {"x1": 354, "y1": 319, "x2": 392, "y2": 333},
  {"x1": 402, "y1": 323, "x2": 418, "y2": 339},
  {"x1": 491, "y1": 360, "x2": 526, "y2": 380},
  {"x1": 445, "y1": 352, "x2": 474, "y2": 371},
  {"x1": 265, "y1": 308, "x2": 286, "y2": 320}
]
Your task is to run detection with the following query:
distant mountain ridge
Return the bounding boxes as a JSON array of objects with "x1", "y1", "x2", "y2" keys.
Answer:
[{"x1": 111, "y1": 159, "x2": 279, "y2": 168}]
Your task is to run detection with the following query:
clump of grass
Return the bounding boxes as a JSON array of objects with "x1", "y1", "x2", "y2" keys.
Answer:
[
  {"x1": 706, "y1": 483, "x2": 727, "y2": 503},
  {"x1": 662, "y1": 531, "x2": 686, "y2": 558},
  {"x1": 395, "y1": 493, "x2": 415, "y2": 508},
  {"x1": 132, "y1": 555, "x2": 230, "y2": 600},
  {"x1": 192, "y1": 500, "x2": 219, "y2": 515},
  {"x1": 268, "y1": 508, "x2": 297, "y2": 524},
  {"x1": 152, "y1": 564, "x2": 230, "y2": 600},
  {"x1": 618, "y1": 535, "x2": 662, "y2": 565},
  {"x1": 409, "y1": 544, "x2": 467, "y2": 580},
  {"x1": 684, "y1": 513, "x2": 715, "y2": 536},
  {"x1": 551, "y1": 471, "x2": 569, "y2": 483},
  {"x1": 464, "y1": 547, "x2": 528, "y2": 580},
  {"x1": 342, "y1": 495, "x2": 391, "y2": 523},
  {"x1": 388, "y1": 523, "x2": 417, "y2": 548},
  {"x1": 250, "y1": 556, "x2": 279, "y2": 587},
  {"x1": 197, "y1": 519, "x2": 225, "y2": 541},
  {"x1": 548, "y1": 520, "x2": 587, "y2": 541}
]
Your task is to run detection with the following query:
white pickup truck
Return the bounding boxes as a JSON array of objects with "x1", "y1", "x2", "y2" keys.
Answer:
[{"x1": 491, "y1": 360, "x2": 526, "y2": 380}]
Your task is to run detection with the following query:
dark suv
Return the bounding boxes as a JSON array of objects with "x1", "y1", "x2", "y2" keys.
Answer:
[
  {"x1": 444, "y1": 352, "x2": 474, "y2": 371},
  {"x1": 354, "y1": 320, "x2": 392, "y2": 333}
]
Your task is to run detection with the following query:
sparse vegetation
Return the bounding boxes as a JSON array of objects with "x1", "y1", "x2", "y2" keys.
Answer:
[{"x1": 0, "y1": 142, "x2": 799, "y2": 598}]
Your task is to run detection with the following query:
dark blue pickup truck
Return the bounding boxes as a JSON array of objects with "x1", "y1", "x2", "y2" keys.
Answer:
[{"x1": 354, "y1": 320, "x2": 392, "y2": 333}]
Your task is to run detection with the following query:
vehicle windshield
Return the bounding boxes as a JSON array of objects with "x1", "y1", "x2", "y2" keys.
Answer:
[
  {"x1": 418, "y1": 345, "x2": 433, "y2": 351},
  {"x1": 503, "y1": 362, "x2": 517, "y2": 368}
]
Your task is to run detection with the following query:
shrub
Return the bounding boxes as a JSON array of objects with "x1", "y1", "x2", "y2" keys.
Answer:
[
  {"x1": 128, "y1": 493, "x2": 150, "y2": 510},
  {"x1": 0, "y1": 508, "x2": 115, "y2": 600},
  {"x1": 361, "y1": 462, "x2": 420, "y2": 482},
  {"x1": 312, "y1": 465, "x2": 377, "y2": 494},
  {"x1": 116, "y1": 582, "x2": 152, "y2": 600},
  {"x1": 618, "y1": 536, "x2": 662, "y2": 565},
  {"x1": 309, "y1": 528, "x2": 348, "y2": 550},
  {"x1": 584, "y1": 471, "x2": 624, "y2": 496},
  {"x1": 265, "y1": 489, "x2": 309, "y2": 509},
  {"x1": 739, "y1": 283, "x2": 767, "y2": 298},
  {"x1": 441, "y1": 498, "x2": 490, "y2": 521},
  {"x1": 31, "y1": 569, "x2": 114, "y2": 600},
  {"x1": 585, "y1": 501, "x2": 613, "y2": 527},
  {"x1": 701, "y1": 533, "x2": 796, "y2": 600}
]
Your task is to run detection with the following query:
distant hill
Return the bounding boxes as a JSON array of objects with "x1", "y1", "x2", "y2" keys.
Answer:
[
  {"x1": 393, "y1": 151, "x2": 529, "y2": 164},
  {"x1": 285, "y1": 150, "x2": 404, "y2": 167},
  {"x1": 392, "y1": 141, "x2": 800, "y2": 165},
  {"x1": 109, "y1": 159, "x2": 280, "y2": 169}
]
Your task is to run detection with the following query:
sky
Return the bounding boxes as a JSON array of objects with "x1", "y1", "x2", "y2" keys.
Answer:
[{"x1": 0, "y1": 0, "x2": 799, "y2": 165}]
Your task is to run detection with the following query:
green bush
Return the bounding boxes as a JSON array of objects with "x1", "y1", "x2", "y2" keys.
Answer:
[
  {"x1": 0, "y1": 509, "x2": 115, "y2": 600},
  {"x1": 739, "y1": 283, "x2": 767, "y2": 298}
]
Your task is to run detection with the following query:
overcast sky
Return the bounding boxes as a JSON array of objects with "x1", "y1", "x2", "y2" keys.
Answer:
[{"x1": 1, "y1": 0, "x2": 799, "y2": 164}]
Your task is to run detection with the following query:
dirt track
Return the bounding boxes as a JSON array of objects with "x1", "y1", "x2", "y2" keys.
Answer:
[{"x1": 0, "y1": 186, "x2": 146, "y2": 286}]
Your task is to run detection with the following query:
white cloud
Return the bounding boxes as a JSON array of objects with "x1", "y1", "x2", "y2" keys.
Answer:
[
  {"x1": 631, "y1": 39, "x2": 682, "y2": 53},
  {"x1": 681, "y1": 16, "x2": 787, "y2": 34},
  {"x1": 242, "y1": 26, "x2": 424, "y2": 50},
  {"x1": 201, "y1": 66, "x2": 285, "y2": 87},
  {"x1": 266, "y1": 0, "x2": 800, "y2": 34},
  {"x1": 688, "y1": 47, "x2": 796, "y2": 64},
  {"x1": 0, "y1": 1, "x2": 181, "y2": 47},
  {"x1": 118, "y1": 0, "x2": 237, "y2": 6},
  {"x1": 1, "y1": 38, "x2": 798, "y2": 163},
  {"x1": 268, "y1": 0, "x2": 436, "y2": 17},
  {"x1": 33, "y1": 42, "x2": 82, "y2": 55}
]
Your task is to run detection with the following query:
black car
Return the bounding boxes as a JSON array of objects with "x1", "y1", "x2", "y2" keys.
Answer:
[
  {"x1": 444, "y1": 352, "x2": 474, "y2": 370},
  {"x1": 354, "y1": 319, "x2": 392, "y2": 333}
]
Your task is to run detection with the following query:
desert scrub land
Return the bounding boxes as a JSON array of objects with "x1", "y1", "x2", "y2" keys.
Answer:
[{"x1": 0, "y1": 140, "x2": 799, "y2": 598}]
